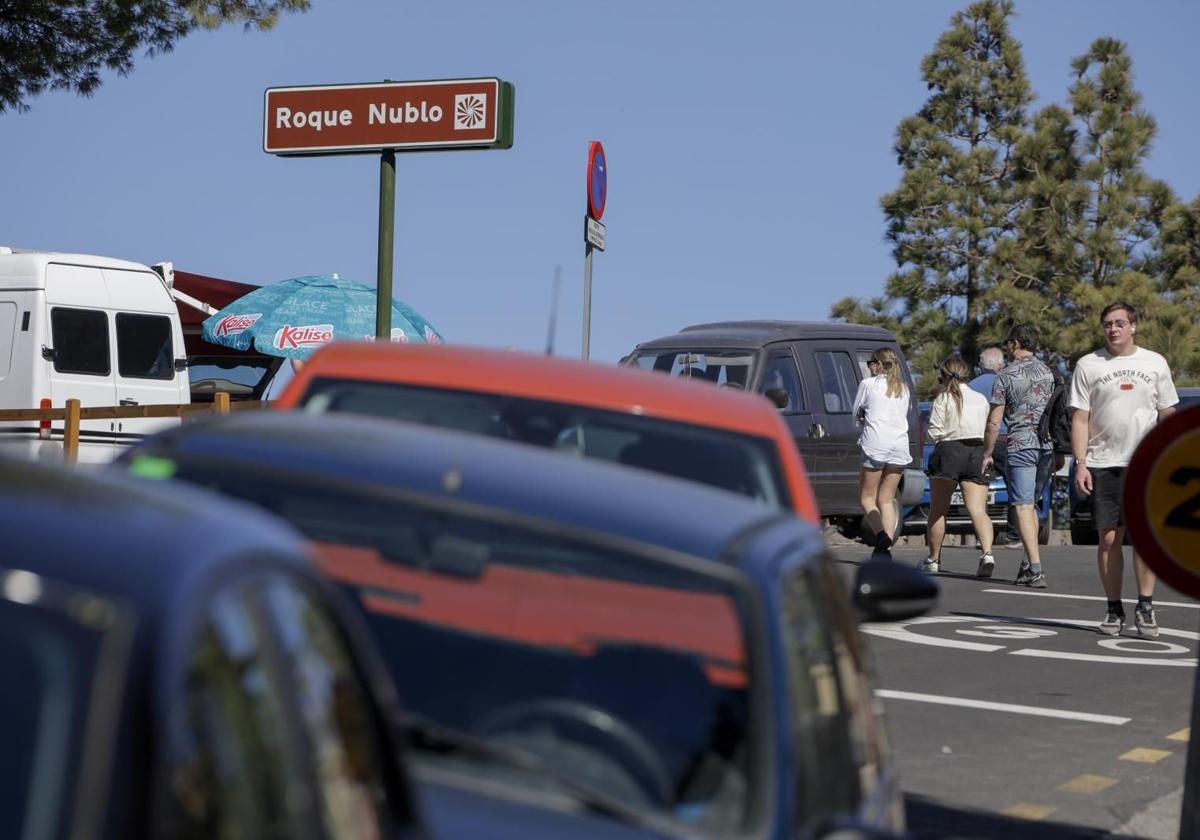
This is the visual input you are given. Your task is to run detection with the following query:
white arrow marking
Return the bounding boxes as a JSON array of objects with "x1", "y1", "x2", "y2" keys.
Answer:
[
  {"x1": 1031, "y1": 617, "x2": 1199, "y2": 641},
  {"x1": 875, "y1": 690, "x2": 1131, "y2": 725}
]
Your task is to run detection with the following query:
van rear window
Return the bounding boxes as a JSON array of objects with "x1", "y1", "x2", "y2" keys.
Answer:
[
  {"x1": 50, "y1": 308, "x2": 110, "y2": 376},
  {"x1": 116, "y1": 314, "x2": 174, "y2": 380}
]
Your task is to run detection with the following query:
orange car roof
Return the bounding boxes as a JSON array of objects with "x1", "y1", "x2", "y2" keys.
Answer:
[{"x1": 283, "y1": 342, "x2": 784, "y2": 439}]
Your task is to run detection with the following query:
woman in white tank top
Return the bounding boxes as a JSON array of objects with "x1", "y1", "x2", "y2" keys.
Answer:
[{"x1": 851, "y1": 348, "x2": 913, "y2": 558}]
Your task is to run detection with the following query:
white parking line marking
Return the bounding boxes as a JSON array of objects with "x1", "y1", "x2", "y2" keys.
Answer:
[
  {"x1": 983, "y1": 589, "x2": 1200, "y2": 610},
  {"x1": 862, "y1": 616, "x2": 1005, "y2": 652},
  {"x1": 875, "y1": 689, "x2": 1131, "y2": 725},
  {"x1": 1010, "y1": 649, "x2": 1197, "y2": 667}
]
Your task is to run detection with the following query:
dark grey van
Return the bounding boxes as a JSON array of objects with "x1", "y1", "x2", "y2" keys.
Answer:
[{"x1": 625, "y1": 321, "x2": 924, "y2": 538}]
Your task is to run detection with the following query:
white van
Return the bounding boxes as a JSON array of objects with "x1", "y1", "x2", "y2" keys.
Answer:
[{"x1": 0, "y1": 247, "x2": 189, "y2": 463}]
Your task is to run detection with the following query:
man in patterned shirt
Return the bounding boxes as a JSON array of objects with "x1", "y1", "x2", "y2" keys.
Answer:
[{"x1": 981, "y1": 324, "x2": 1055, "y2": 587}]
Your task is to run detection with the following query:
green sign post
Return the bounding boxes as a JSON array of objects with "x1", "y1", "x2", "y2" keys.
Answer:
[{"x1": 264, "y1": 78, "x2": 516, "y2": 337}]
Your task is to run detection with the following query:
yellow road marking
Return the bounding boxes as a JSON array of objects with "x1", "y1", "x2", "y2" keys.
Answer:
[
  {"x1": 1168, "y1": 728, "x2": 1190, "y2": 742},
  {"x1": 1120, "y1": 748, "x2": 1172, "y2": 764},
  {"x1": 1001, "y1": 803, "x2": 1058, "y2": 820},
  {"x1": 1059, "y1": 774, "x2": 1119, "y2": 794}
]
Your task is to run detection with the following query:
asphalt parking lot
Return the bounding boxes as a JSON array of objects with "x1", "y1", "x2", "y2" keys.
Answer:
[{"x1": 830, "y1": 540, "x2": 1195, "y2": 839}]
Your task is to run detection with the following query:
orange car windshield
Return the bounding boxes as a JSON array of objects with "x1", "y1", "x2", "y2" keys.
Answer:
[{"x1": 298, "y1": 377, "x2": 790, "y2": 509}]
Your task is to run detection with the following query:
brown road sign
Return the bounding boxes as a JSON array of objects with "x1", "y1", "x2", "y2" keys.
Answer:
[{"x1": 264, "y1": 78, "x2": 515, "y2": 155}]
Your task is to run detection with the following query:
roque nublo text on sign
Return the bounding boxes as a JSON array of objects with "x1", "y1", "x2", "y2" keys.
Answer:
[{"x1": 264, "y1": 78, "x2": 515, "y2": 155}]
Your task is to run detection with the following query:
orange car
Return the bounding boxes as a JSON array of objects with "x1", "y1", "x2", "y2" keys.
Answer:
[{"x1": 274, "y1": 342, "x2": 819, "y2": 522}]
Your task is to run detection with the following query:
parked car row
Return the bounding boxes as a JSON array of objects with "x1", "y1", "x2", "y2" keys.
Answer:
[{"x1": 3, "y1": 339, "x2": 938, "y2": 839}]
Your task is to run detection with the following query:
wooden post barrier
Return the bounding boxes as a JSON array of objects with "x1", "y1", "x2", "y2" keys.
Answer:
[
  {"x1": 0, "y1": 393, "x2": 264, "y2": 463},
  {"x1": 63, "y1": 399, "x2": 80, "y2": 464}
]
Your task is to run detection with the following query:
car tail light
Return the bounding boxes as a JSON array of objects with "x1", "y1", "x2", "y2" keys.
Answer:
[{"x1": 38, "y1": 398, "x2": 51, "y2": 440}]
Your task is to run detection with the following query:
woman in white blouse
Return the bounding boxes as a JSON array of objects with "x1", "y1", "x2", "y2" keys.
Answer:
[
  {"x1": 922, "y1": 355, "x2": 995, "y2": 577},
  {"x1": 851, "y1": 348, "x2": 913, "y2": 558}
]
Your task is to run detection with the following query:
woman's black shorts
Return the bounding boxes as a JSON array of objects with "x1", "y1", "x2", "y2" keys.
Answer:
[{"x1": 927, "y1": 439, "x2": 988, "y2": 485}]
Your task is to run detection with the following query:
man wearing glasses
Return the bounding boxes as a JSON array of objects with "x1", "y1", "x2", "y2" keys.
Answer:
[
  {"x1": 982, "y1": 325, "x2": 1056, "y2": 587},
  {"x1": 1070, "y1": 301, "x2": 1178, "y2": 637}
]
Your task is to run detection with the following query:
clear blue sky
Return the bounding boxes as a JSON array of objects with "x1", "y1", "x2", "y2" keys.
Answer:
[{"x1": 2, "y1": 1, "x2": 1197, "y2": 364}]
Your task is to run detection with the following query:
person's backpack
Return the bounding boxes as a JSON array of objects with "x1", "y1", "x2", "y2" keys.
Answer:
[{"x1": 1038, "y1": 371, "x2": 1072, "y2": 454}]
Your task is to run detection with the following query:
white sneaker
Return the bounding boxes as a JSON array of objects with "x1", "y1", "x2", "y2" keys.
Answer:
[
  {"x1": 920, "y1": 557, "x2": 939, "y2": 574},
  {"x1": 977, "y1": 553, "x2": 995, "y2": 578}
]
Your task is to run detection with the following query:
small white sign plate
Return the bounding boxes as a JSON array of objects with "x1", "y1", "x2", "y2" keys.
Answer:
[{"x1": 586, "y1": 217, "x2": 606, "y2": 251}]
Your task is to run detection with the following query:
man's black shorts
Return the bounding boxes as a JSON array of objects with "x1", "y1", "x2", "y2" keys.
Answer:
[
  {"x1": 1091, "y1": 466, "x2": 1125, "y2": 530},
  {"x1": 927, "y1": 439, "x2": 989, "y2": 485}
]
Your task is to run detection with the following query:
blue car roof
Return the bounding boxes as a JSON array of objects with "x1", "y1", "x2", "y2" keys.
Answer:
[
  {"x1": 1, "y1": 455, "x2": 310, "y2": 604},
  {"x1": 122, "y1": 411, "x2": 805, "y2": 564}
]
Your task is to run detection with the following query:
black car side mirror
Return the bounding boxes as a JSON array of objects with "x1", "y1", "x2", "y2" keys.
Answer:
[
  {"x1": 764, "y1": 388, "x2": 790, "y2": 410},
  {"x1": 853, "y1": 558, "x2": 938, "y2": 622}
]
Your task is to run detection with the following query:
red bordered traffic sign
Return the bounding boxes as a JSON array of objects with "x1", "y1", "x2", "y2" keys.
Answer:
[
  {"x1": 1124, "y1": 406, "x2": 1200, "y2": 598},
  {"x1": 587, "y1": 141, "x2": 607, "y2": 221}
]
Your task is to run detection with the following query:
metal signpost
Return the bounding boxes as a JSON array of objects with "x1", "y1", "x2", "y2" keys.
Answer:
[
  {"x1": 1123, "y1": 405, "x2": 1200, "y2": 838},
  {"x1": 582, "y1": 141, "x2": 606, "y2": 361},
  {"x1": 264, "y1": 78, "x2": 515, "y2": 337}
]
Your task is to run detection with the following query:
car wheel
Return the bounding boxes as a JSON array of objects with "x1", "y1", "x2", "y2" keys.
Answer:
[{"x1": 1071, "y1": 523, "x2": 1098, "y2": 546}]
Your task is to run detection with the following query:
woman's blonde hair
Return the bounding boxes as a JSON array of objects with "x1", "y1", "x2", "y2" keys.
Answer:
[
  {"x1": 933, "y1": 355, "x2": 970, "y2": 416},
  {"x1": 871, "y1": 348, "x2": 905, "y2": 398}
]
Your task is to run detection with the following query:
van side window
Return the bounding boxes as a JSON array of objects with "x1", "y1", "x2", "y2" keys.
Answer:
[
  {"x1": 760, "y1": 353, "x2": 806, "y2": 412},
  {"x1": 116, "y1": 313, "x2": 174, "y2": 380},
  {"x1": 813, "y1": 351, "x2": 857, "y2": 414},
  {"x1": 855, "y1": 351, "x2": 876, "y2": 379},
  {"x1": 50, "y1": 308, "x2": 110, "y2": 376}
]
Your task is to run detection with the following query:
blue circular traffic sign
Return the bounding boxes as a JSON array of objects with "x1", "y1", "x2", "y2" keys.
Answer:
[{"x1": 587, "y1": 141, "x2": 607, "y2": 221}]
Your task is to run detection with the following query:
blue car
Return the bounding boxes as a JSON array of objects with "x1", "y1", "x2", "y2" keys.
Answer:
[
  {"x1": 118, "y1": 412, "x2": 936, "y2": 839},
  {"x1": 903, "y1": 402, "x2": 1052, "y2": 545},
  {"x1": 1, "y1": 455, "x2": 424, "y2": 839}
]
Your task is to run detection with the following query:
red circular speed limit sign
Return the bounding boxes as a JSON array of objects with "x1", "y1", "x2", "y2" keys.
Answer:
[{"x1": 1124, "y1": 406, "x2": 1200, "y2": 597}]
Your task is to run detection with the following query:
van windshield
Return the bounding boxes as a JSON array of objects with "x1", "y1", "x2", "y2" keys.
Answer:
[
  {"x1": 296, "y1": 378, "x2": 790, "y2": 508},
  {"x1": 628, "y1": 350, "x2": 757, "y2": 390}
]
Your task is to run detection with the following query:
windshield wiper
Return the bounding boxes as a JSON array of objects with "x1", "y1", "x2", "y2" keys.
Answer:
[{"x1": 399, "y1": 712, "x2": 679, "y2": 836}]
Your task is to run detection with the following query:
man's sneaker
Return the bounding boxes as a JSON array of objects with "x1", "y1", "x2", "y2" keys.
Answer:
[
  {"x1": 1015, "y1": 561, "x2": 1047, "y2": 588},
  {"x1": 976, "y1": 553, "x2": 995, "y2": 579},
  {"x1": 1099, "y1": 611, "x2": 1125, "y2": 636},
  {"x1": 1135, "y1": 606, "x2": 1160, "y2": 639},
  {"x1": 920, "y1": 557, "x2": 939, "y2": 574}
]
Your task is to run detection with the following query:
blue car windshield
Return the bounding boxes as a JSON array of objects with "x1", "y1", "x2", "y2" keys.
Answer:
[
  {"x1": 152, "y1": 464, "x2": 760, "y2": 837},
  {"x1": 297, "y1": 377, "x2": 789, "y2": 509}
]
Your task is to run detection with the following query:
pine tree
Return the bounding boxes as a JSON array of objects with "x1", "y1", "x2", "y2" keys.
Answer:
[
  {"x1": 833, "y1": 0, "x2": 1032, "y2": 388},
  {"x1": 1149, "y1": 194, "x2": 1200, "y2": 383},
  {"x1": 1008, "y1": 39, "x2": 1180, "y2": 369},
  {"x1": 0, "y1": 1, "x2": 310, "y2": 113},
  {"x1": 1067, "y1": 39, "x2": 1173, "y2": 291},
  {"x1": 988, "y1": 103, "x2": 1086, "y2": 365}
]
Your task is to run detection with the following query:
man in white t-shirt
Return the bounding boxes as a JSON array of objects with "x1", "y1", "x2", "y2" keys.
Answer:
[{"x1": 1070, "y1": 301, "x2": 1179, "y2": 638}]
